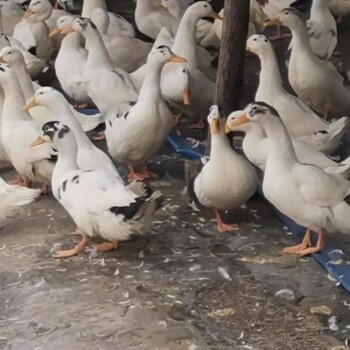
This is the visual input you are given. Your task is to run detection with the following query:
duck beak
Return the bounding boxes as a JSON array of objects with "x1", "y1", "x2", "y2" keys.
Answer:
[
  {"x1": 30, "y1": 136, "x2": 46, "y2": 147},
  {"x1": 23, "y1": 99, "x2": 38, "y2": 111},
  {"x1": 60, "y1": 26, "x2": 75, "y2": 34},
  {"x1": 49, "y1": 27, "x2": 61, "y2": 37},
  {"x1": 210, "y1": 118, "x2": 220, "y2": 135},
  {"x1": 264, "y1": 17, "x2": 282, "y2": 28},
  {"x1": 170, "y1": 54, "x2": 188, "y2": 63},
  {"x1": 246, "y1": 44, "x2": 251, "y2": 52},
  {"x1": 210, "y1": 10, "x2": 223, "y2": 20},
  {"x1": 225, "y1": 114, "x2": 250, "y2": 133},
  {"x1": 0, "y1": 56, "x2": 4, "y2": 64},
  {"x1": 183, "y1": 88, "x2": 190, "y2": 105},
  {"x1": 24, "y1": 9, "x2": 35, "y2": 18}
]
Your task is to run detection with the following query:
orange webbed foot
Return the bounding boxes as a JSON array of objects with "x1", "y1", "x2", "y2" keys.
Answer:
[{"x1": 95, "y1": 242, "x2": 119, "y2": 253}]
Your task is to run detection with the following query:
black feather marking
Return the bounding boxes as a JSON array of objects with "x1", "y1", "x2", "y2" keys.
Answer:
[
  {"x1": 57, "y1": 187, "x2": 61, "y2": 200},
  {"x1": 109, "y1": 119, "x2": 112, "y2": 127},
  {"x1": 72, "y1": 175, "x2": 79, "y2": 184},
  {"x1": 0, "y1": 67, "x2": 5, "y2": 72},
  {"x1": 110, "y1": 198, "x2": 145, "y2": 221},
  {"x1": 58, "y1": 125, "x2": 70, "y2": 139},
  {"x1": 123, "y1": 111, "x2": 129, "y2": 120},
  {"x1": 28, "y1": 46, "x2": 37, "y2": 57},
  {"x1": 316, "y1": 130, "x2": 328, "y2": 135},
  {"x1": 48, "y1": 154, "x2": 58, "y2": 164},
  {"x1": 62, "y1": 180, "x2": 68, "y2": 192},
  {"x1": 250, "y1": 101, "x2": 280, "y2": 118},
  {"x1": 345, "y1": 195, "x2": 350, "y2": 206}
]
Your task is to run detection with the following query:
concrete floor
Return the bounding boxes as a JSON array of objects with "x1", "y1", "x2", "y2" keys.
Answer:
[{"x1": 1, "y1": 1, "x2": 350, "y2": 350}]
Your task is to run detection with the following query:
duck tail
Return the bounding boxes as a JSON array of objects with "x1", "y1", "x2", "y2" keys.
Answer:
[
  {"x1": 0, "y1": 185, "x2": 41, "y2": 223},
  {"x1": 325, "y1": 156, "x2": 350, "y2": 178},
  {"x1": 326, "y1": 116, "x2": 349, "y2": 143},
  {"x1": 74, "y1": 111, "x2": 104, "y2": 132}
]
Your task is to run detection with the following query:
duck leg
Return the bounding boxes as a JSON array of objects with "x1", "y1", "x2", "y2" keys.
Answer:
[
  {"x1": 172, "y1": 112, "x2": 183, "y2": 127},
  {"x1": 92, "y1": 132, "x2": 106, "y2": 141},
  {"x1": 8, "y1": 179, "x2": 30, "y2": 187},
  {"x1": 95, "y1": 241, "x2": 119, "y2": 252},
  {"x1": 53, "y1": 231, "x2": 90, "y2": 258},
  {"x1": 297, "y1": 229, "x2": 325, "y2": 256},
  {"x1": 139, "y1": 164, "x2": 159, "y2": 179},
  {"x1": 128, "y1": 166, "x2": 148, "y2": 182},
  {"x1": 283, "y1": 229, "x2": 311, "y2": 254},
  {"x1": 214, "y1": 209, "x2": 239, "y2": 233},
  {"x1": 190, "y1": 117, "x2": 206, "y2": 130}
]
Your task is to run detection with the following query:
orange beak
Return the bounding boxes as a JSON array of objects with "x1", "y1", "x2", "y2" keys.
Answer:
[
  {"x1": 49, "y1": 27, "x2": 61, "y2": 37},
  {"x1": 0, "y1": 56, "x2": 4, "y2": 64},
  {"x1": 264, "y1": 17, "x2": 282, "y2": 28},
  {"x1": 23, "y1": 99, "x2": 38, "y2": 111},
  {"x1": 170, "y1": 54, "x2": 188, "y2": 63},
  {"x1": 210, "y1": 10, "x2": 223, "y2": 20},
  {"x1": 60, "y1": 26, "x2": 75, "y2": 34},
  {"x1": 210, "y1": 118, "x2": 220, "y2": 134},
  {"x1": 24, "y1": 9, "x2": 35, "y2": 18},
  {"x1": 225, "y1": 114, "x2": 250, "y2": 133},
  {"x1": 30, "y1": 136, "x2": 46, "y2": 147},
  {"x1": 183, "y1": 88, "x2": 190, "y2": 105}
]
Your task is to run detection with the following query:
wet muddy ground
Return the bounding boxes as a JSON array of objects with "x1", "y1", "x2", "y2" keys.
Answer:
[{"x1": 1, "y1": 1, "x2": 350, "y2": 349}]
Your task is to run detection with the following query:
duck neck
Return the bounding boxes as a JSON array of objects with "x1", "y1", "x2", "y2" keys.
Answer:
[
  {"x1": 135, "y1": 0, "x2": 155, "y2": 17},
  {"x1": 14, "y1": 62, "x2": 35, "y2": 102},
  {"x1": 46, "y1": 99, "x2": 93, "y2": 150},
  {"x1": 82, "y1": 0, "x2": 106, "y2": 18},
  {"x1": 210, "y1": 132, "x2": 231, "y2": 160},
  {"x1": 262, "y1": 117, "x2": 298, "y2": 163},
  {"x1": 84, "y1": 30, "x2": 113, "y2": 70},
  {"x1": 172, "y1": 8, "x2": 198, "y2": 68},
  {"x1": 138, "y1": 60, "x2": 164, "y2": 104},
  {"x1": 290, "y1": 24, "x2": 313, "y2": 54},
  {"x1": 311, "y1": 0, "x2": 328, "y2": 17},
  {"x1": 61, "y1": 32, "x2": 84, "y2": 50},
  {"x1": 258, "y1": 47, "x2": 284, "y2": 90},
  {"x1": 1, "y1": 77, "x2": 30, "y2": 123},
  {"x1": 55, "y1": 135, "x2": 80, "y2": 177}
]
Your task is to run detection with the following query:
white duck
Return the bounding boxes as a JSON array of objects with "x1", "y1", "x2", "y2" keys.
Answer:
[
  {"x1": 135, "y1": 0, "x2": 179, "y2": 40},
  {"x1": 0, "y1": 0, "x2": 25, "y2": 35},
  {"x1": 0, "y1": 46, "x2": 103, "y2": 132},
  {"x1": 161, "y1": 1, "x2": 220, "y2": 129},
  {"x1": 105, "y1": 46, "x2": 183, "y2": 181},
  {"x1": 246, "y1": 34, "x2": 348, "y2": 154},
  {"x1": 68, "y1": 17, "x2": 138, "y2": 115},
  {"x1": 91, "y1": 7, "x2": 152, "y2": 73},
  {"x1": 50, "y1": 15, "x2": 91, "y2": 106},
  {"x1": 13, "y1": 0, "x2": 54, "y2": 62},
  {"x1": 0, "y1": 176, "x2": 40, "y2": 227},
  {"x1": 268, "y1": 9, "x2": 350, "y2": 118},
  {"x1": 82, "y1": 0, "x2": 135, "y2": 37},
  {"x1": 305, "y1": 0, "x2": 338, "y2": 60},
  {"x1": 328, "y1": 0, "x2": 350, "y2": 22},
  {"x1": 226, "y1": 109, "x2": 350, "y2": 177},
  {"x1": 31, "y1": 121, "x2": 163, "y2": 258},
  {"x1": 0, "y1": 63, "x2": 56, "y2": 190},
  {"x1": 226, "y1": 102, "x2": 350, "y2": 256},
  {"x1": 193, "y1": 106, "x2": 258, "y2": 232},
  {"x1": 24, "y1": 87, "x2": 122, "y2": 181}
]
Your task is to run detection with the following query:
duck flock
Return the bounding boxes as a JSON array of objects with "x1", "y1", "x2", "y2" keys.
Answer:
[{"x1": 0, "y1": 0, "x2": 350, "y2": 260}]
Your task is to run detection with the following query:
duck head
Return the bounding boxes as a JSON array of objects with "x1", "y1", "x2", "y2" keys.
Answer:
[
  {"x1": 24, "y1": 0, "x2": 53, "y2": 22},
  {"x1": 189, "y1": 1, "x2": 223, "y2": 21},
  {"x1": 265, "y1": 8, "x2": 304, "y2": 31},
  {"x1": 0, "y1": 47, "x2": 25, "y2": 68},
  {"x1": 31, "y1": 121, "x2": 73, "y2": 150},
  {"x1": 225, "y1": 102, "x2": 280, "y2": 132},
  {"x1": 207, "y1": 105, "x2": 221, "y2": 135},
  {"x1": 148, "y1": 45, "x2": 188, "y2": 66},
  {"x1": 64, "y1": 16, "x2": 98, "y2": 36},
  {"x1": 50, "y1": 15, "x2": 75, "y2": 37},
  {"x1": 246, "y1": 34, "x2": 273, "y2": 56},
  {"x1": 23, "y1": 87, "x2": 62, "y2": 111}
]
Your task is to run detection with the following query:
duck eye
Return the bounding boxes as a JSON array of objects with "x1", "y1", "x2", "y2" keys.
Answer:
[
  {"x1": 253, "y1": 38, "x2": 257, "y2": 41},
  {"x1": 204, "y1": 4, "x2": 208, "y2": 8},
  {"x1": 264, "y1": 39, "x2": 268, "y2": 43}
]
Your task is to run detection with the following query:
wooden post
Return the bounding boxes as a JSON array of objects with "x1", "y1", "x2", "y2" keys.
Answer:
[{"x1": 215, "y1": 0, "x2": 250, "y2": 117}]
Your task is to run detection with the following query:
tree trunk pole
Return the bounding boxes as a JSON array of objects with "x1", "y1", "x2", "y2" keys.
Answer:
[{"x1": 215, "y1": 0, "x2": 250, "y2": 117}]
